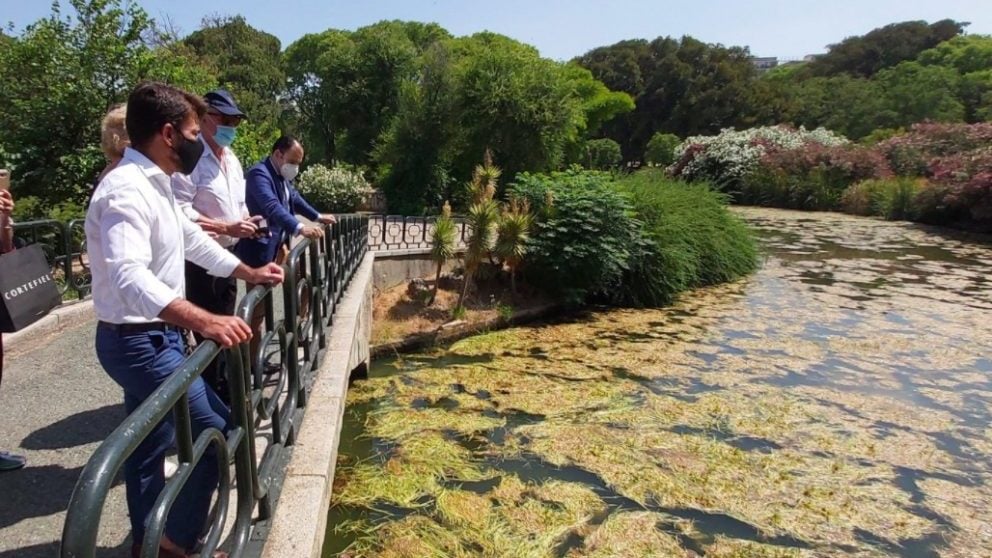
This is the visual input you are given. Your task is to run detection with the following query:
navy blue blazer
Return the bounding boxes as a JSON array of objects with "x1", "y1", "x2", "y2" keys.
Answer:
[{"x1": 235, "y1": 158, "x2": 321, "y2": 267}]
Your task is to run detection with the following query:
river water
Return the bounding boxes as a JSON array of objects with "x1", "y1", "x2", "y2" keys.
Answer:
[{"x1": 325, "y1": 207, "x2": 992, "y2": 557}]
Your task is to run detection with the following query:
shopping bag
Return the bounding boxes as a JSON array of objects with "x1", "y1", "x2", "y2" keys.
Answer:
[{"x1": 0, "y1": 244, "x2": 62, "y2": 332}]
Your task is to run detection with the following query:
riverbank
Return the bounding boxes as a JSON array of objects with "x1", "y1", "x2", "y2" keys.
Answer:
[{"x1": 326, "y1": 208, "x2": 992, "y2": 557}]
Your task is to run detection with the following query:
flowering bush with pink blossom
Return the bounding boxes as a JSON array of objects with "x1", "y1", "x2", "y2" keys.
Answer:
[
  {"x1": 924, "y1": 147, "x2": 992, "y2": 226},
  {"x1": 668, "y1": 122, "x2": 992, "y2": 230},
  {"x1": 878, "y1": 122, "x2": 992, "y2": 176}
]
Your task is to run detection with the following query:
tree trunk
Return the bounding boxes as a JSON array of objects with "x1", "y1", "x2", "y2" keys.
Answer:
[
  {"x1": 428, "y1": 260, "x2": 442, "y2": 305},
  {"x1": 457, "y1": 264, "x2": 472, "y2": 309}
]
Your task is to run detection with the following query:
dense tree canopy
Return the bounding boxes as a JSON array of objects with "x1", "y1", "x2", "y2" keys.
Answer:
[
  {"x1": 804, "y1": 19, "x2": 965, "y2": 77},
  {"x1": 575, "y1": 36, "x2": 758, "y2": 160},
  {"x1": 1, "y1": 2, "x2": 989, "y2": 217}
]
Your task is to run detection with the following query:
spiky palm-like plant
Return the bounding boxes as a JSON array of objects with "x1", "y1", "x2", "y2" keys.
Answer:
[
  {"x1": 457, "y1": 152, "x2": 501, "y2": 310},
  {"x1": 428, "y1": 201, "x2": 457, "y2": 305},
  {"x1": 495, "y1": 197, "x2": 532, "y2": 294}
]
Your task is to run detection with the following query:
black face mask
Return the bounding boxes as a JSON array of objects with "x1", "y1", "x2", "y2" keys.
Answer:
[{"x1": 173, "y1": 130, "x2": 204, "y2": 175}]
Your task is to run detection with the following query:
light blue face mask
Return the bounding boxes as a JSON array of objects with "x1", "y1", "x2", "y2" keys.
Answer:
[{"x1": 214, "y1": 125, "x2": 237, "y2": 147}]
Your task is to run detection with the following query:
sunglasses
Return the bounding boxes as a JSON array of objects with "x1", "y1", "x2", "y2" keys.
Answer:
[{"x1": 207, "y1": 111, "x2": 243, "y2": 127}]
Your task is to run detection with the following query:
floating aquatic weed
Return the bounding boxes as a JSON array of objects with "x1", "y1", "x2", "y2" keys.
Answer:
[
  {"x1": 334, "y1": 431, "x2": 491, "y2": 508},
  {"x1": 334, "y1": 208, "x2": 992, "y2": 556},
  {"x1": 563, "y1": 511, "x2": 689, "y2": 557},
  {"x1": 367, "y1": 406, "x2": 505, "y2": 441}
]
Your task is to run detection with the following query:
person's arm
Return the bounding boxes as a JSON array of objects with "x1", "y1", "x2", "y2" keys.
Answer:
[
  {"x1": 172, "y1": 171, "x2": 254, "y2": 238},
  {"x1": 181, "y1": 211, "x2": 285, "y2": 283},
  {"x1": 159, "y1": 298, "x2": 252, "y2": 348},
  {"x1": 290, "y1": 187, "x2": 321, "y2": 222},
  {"x1": 180, "y1": 211, "x2": 242, "y2": 278},
  {"x1": 0, "y1": 190, "x2": 13, "y2": 253},
  {"x1": 246, "y1": 168, "x2": 303, "y2": 235},
  {"x1": 99, "y1": 194, "x2": 182, "y2": 320}
]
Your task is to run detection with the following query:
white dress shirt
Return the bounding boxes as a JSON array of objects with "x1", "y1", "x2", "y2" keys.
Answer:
[
  {"x1": 86, "y1": 148, "x2": 242, "y2": 324},
  {"x1": 171, "y1": 140, "x2": 248, "y2": 248}
]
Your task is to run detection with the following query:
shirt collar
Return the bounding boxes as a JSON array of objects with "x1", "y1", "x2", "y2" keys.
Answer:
[{"x1": 122, "y1": 147, "x2": 169, "y2": 186}]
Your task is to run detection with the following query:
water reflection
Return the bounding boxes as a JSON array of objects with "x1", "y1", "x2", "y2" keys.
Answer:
[{"x1": 327, "y1": 208, "x2": 992, "y2": 557}]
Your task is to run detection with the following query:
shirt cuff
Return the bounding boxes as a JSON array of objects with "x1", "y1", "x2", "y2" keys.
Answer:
[
  {"x1": 294, "y1": 222, "x2": 304, "y2": 235},
  {"x1": 182, "y1": 207, "x2": 201, "y2": 221}
]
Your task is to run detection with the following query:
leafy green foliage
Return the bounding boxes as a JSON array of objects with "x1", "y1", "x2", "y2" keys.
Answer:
[
  {"x1": 644, "y1": 133, "x2": 681, "y2": 167},
  {"x1": 183, "y1": 15, "x2": 284, "y2": 123},
  {"x1": 428, "y1": 202, "x2": 457, "y2": 305},
  {"x1": 841, "y1": 178, "x2": 923, "y2": 220},
  {"x1": 805, "y1": 19, "x2": 964, "y2": 77},
  {"x1": 508, "y1": 170, "x2": 639, "y2": 303},
  {"x1": 494, "y1": 198, "x2": 533, "y2": 293},
  {"x1": 616, "y1": 171, "x2": 757, "y2": 306},
  {"x1": 583, "y1": 139, "x2": 622, "y2": 170},
  {"x1": 575, "y1": 36, "x2": 759, "y2": 160},
  {"x1": 0, "y1": 0, "x2": 216, "y2": 217},
  {"x1": 458, "y1": 156, "x2": 502, "y2": 307}
]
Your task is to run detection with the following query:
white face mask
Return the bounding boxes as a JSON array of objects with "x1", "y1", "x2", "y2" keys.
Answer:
[{"x1": 280, "y1": 163, "x2": 299, "y2": 182}]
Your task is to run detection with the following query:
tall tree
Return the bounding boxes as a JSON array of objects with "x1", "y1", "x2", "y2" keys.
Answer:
[
  {"x1": 576, "y1": 36, "x2": 758, "y2": 161},
  {"x1": 806, "y1": 19, "x2": 965, "y2": 78},
  {"x1": 0, "y1": 0, "x2": 215, "y2": 213}
]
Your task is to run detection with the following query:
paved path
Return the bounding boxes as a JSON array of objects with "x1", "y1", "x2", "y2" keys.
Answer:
[{"x1": 0, "y1": 318, "x2": 131, "y2": 557}]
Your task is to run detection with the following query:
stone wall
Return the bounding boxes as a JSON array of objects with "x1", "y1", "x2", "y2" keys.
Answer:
[{"x1": 260, "y1": 252, "x2": 374, "y2": 558}]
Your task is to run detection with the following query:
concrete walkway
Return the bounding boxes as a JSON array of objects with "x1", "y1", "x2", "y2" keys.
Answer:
[{"x1": 0, "y1": 316, "x2": 131, "y2": 558}]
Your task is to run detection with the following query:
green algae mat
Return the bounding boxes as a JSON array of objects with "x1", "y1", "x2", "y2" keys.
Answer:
[{"x1": 325, "y1": 208, "x2": 992, "y2": 557}]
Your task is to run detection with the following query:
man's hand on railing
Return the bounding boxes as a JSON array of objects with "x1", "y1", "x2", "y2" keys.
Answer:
[
  {"x1": 317, "y1": 214, "x2": 336, "y2": 225},
  {"x1": 203, "y1": 315, "x2": 253, "y2": 348},
  {"x1": 300, "y1": 225, "x2": 324, "y2": 239},
  {"x1": 247, "y1": 262, "x2": 285, "y2": 286}
]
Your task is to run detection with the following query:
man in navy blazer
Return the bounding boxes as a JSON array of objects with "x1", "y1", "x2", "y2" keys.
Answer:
[
  {"x1": 235, "y1": 135, "x2": 334, "y2": 268},
  {"x1": 237, "y1": 135, "x2": 335, "y2": 364}
]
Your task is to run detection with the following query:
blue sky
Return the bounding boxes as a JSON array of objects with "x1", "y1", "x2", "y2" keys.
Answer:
[{"x1": 4, "y1": 0, "x2": 991, "y2": 60}]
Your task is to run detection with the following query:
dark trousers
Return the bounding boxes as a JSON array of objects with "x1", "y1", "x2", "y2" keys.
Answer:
[
  {"x1": 95, "y1": 325, "x2": 231, "y2": 550},
  {"x1": 185, "y1": 261, "x2": 238, "y2": 404}
]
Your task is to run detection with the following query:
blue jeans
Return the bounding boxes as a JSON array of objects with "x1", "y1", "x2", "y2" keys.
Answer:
[{"x1": 95, "y1": 325, "x2": 231, "y2": 551}]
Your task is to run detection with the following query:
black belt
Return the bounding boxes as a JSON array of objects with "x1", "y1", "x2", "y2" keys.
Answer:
[{"x1": 98, "y1": 321, "x2": 179, "y2": 334}]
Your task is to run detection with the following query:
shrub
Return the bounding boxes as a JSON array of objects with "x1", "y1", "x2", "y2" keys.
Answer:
[
  {"x1": 583, "y1": 138, "x2": 622, "y2": 170},
  {"x1": 741, "y1": 144, "x2": 891, "y2": 210},
  {"x1": 508, "y1": 169, "x2": 639, "y2": 303},
  {"x1": 509, "y1": 168, "x2": 757, "y2": 307},
  {"x1": 295, "y1": 164, "x2": 370, "y2": 213},
  {"x1": 929, "y1": 146, "x2": 992, "y2": 227},
  {"x1": 877, "y1": 122, "x2": 992, "y2": 177},
  {"x1": 616, "y1": 170, "x2": 757, "y2": 306},
  {"x1": 644, "y1": 132, "x2": 681, "y2": 167},
  {"x1": 670, "y1": 125, "x2": 849, "y2": 194},
  {"x1": 841, "y1": 178, "x2": 923, "y2": 220}
]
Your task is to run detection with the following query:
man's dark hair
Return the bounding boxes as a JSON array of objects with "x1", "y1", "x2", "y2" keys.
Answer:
[
  {"x1": 272, "y1": 135, "x2": 301, "y2": 153},
  {"x1": 125, "y1": 81, "x2": 208, "y2": 149}
]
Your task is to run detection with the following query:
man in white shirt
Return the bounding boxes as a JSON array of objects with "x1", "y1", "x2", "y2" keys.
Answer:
[
  {"x1": 86, "y1": 81, "x2": 283, "y2": 558},
  {"x1": 171, "y1": 89, "x2": 259, "y2": 403}
]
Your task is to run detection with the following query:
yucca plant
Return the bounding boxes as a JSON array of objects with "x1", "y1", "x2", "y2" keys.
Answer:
[
  {"x1": 428, "y1": 201, "x2": 457, "y2": 305},
  {"x1": 495, "y1": 197, "x2": 532, "y2": 294},
  {"x1": 456, "y1": 152, "x2": 501, "y2": 310}
]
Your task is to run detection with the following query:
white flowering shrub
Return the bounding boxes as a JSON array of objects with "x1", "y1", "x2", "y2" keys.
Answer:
[
  {"x1": 670, "y1": 125, "x2": 849, "y2": 188},
  {"x1": 296, "y1": 164, "x2": 370, "y2": 212}
]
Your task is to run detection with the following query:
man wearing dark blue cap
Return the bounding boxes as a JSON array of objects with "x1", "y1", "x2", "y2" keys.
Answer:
[{"x1": 172, "y1": 89, "x2": 261, "y2": 403}]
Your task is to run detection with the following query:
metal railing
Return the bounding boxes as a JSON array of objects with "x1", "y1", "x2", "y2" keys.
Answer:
[
  {"x1": 368, "y1": 214, "x2": 469, "y2": 251},
  {"x1": 11, "y1": 219, "x2": 91, "y2": 297},
  {"x1": 60, "y1": 215, "x2": 370, "y2": 558}
]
